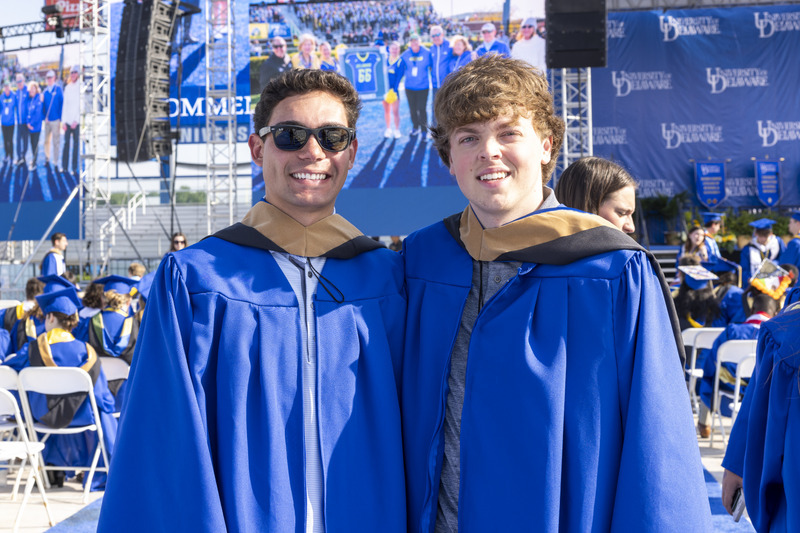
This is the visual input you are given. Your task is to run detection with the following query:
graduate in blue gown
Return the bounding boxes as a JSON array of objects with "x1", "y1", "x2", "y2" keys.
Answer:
[
  {"x1": 402, "y1": 56, "x2": 711, "y2": 533},
  {"x1": 1, "y1": 275, "x2": 117, "y2": 490},
  {"x1": 696, "y1": 294, "x2": 777, "y2": 437},
  {"x1": 741, "y1": 219, "x2": 786, "y2": 283},
  {"x1": 83, "y1": 275, "x2": 139, "y2": 412},
  {"x1": 722, "y1": 304, "x2": 800, "y2": 532},
  {"x1": 98, "y1": 70, "x2": 406, "y2": 533},
  {"x1": 701, "y1": 212, "x2": 724, "y2": 262},
  {"x1": 7, "y1": 306, "x2": 46, "y2": 356},
  {"x1": 778, "y1": 212, "x2": 800, "y2": 269}
]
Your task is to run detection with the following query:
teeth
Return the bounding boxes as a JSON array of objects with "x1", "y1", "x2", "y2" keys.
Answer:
[
  {"x1": 479, "y1": 172, "x2": 508, "y2": 181},
  {"x1": 292, "y1": 173, "x2": 327, "y2": 181}
]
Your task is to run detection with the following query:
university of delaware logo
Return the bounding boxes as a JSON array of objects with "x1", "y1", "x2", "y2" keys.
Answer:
[
  {"x1": 758, "y1": 120, "x2": 800, "y2": 147},
  {"x1": 754, "y1": 11, "x2": 800, "y2": 38},
  {"x1": 661, "y1": 123, "x2": 723, "y2": 150},
  {"x1": 611, "y1": 71, "x2": 672, "y2": 97},
  {"x1": 706, "y1": 67, "x2": 769, "y2": 94},
  {"x1": 593, "y1": 127, "x2": 627, "y2": 146},
  {"x1": 659, "y1": 15, "x2": 721, "y2": 42},
  {"x1": 607, "y1": 20, "x2": 625, "y2": 39}
]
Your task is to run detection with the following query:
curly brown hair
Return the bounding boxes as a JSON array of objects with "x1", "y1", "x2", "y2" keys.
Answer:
[
  {"x1": 430, "y1": 55, "x2": 564, "y2": 184},
  {"x1": 50, "y1": 311, "x2": 80, "y2": 331},
  {"x1": 104, "y1": 290, "x2": 132, "y2": 311}
]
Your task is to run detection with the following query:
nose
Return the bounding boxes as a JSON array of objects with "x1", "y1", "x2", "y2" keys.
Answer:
[
  {"x1": 478, "y1": 136, "x2": 502, "y2": 160},
  {"x1": 299, "y1": 134, "x2": 325, "y2": 159},
  {"x1": 622, "y1": 216, "x2": 635, "y2": 234}
]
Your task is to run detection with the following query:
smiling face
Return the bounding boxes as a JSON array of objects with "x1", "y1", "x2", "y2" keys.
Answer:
[
  {"x1": 248, "y1": 91, "x2": 358, "y2": 226},
  {"x1": 320, "y1": 42, "x2": 332, "y2": 59},
  {"x1": 448, "y1": 113, "x2": 551, "y2": 228},
  {"x1": 689, "y1": 227, "x2": 705, "y2": 247},
  {"x1": 410, "y1": 39, "x2": 421, "y2": 52},
  {"x1": 597, "y1": 185, "x2": 636, "y2": 234},
  {"x1": 301, "y1": 38, "x2": 315, "y2": 55},
  {"x1": 482, "y1": 29, "x2": 496, "y2": 43},
  {"x1": 388, "y1": 42, "x2": 400, "y2": 57},
  {"x1": 453, "y1": 40, "x2": 466, "y2": 55}
]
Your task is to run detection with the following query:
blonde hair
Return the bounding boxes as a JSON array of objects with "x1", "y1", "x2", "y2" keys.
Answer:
[
  {"x1": 104, "y1": 290, "x2": 132, "y2": 311},
  {"x1": 450, "y1": 35, "x2": 471, "y2": 53}
]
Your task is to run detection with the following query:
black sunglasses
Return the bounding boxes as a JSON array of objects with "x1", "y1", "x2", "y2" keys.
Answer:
[
  {"x1": 259, "y1": 124, "x2": 355, "y2": 152},
  {"x1": 173, "y1": 239, "x2": 186, "y2": 244},
  {"x1": 273, "y1": 44, "x2": 286, "y2": 48},
  {"x1": 522, "y1": 25, "x2": 534, "y2": 29}
]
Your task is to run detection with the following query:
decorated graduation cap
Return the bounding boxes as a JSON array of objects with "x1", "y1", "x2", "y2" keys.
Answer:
[
  {"x1": 136, "y1": 272, "x2": 156, "y2": 303},
  {"x1": 678, "y1": 264, "x2": 718, "y2": 290},
  {"x1": 750, "y1": 259, "x2": 793, "y2": 299},
  {"x1": 701, "y1": 212, "x2": 722, "y2": 225},
  {"x1": 749, "y1": 218, "x2": 776, "y2": 230},
  {"x1": 35, "y1": 275, "x2": 81, "y2": 315},
  {"x1": 95, "y1": 275, "x2": 139, "y2": 295}
]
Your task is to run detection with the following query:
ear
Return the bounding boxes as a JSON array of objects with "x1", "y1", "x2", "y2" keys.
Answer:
[
  {"x1": 248, "y1": 133, "x2": 265, "y2": 166},
  {"x1": 347, "y1": 137, "x2": 359, "y2": 170},
  {"x1": 541, "y1": 135, "x2": 553, "y2": 165}
]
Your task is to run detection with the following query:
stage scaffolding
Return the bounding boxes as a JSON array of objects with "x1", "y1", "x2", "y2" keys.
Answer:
[
  {"x1": 78, "y1": 0, "x2": 113, "y2": 277},
  {"x1": 204, "y1": 0, "x2": 238, "y2": 235},
  {"x1": 551, "y1": 68, "x2": 593, "y2": 175}
]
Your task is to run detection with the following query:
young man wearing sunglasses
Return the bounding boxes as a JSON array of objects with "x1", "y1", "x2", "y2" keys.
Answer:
[
  {"x1": 401, "y1": 56, "x2": 711, "y2": 532},
  {"x1": 99, "y1": 70, "x2": 406, "y2": 533}
]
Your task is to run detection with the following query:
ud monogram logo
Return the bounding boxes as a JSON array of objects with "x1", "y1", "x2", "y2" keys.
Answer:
[
  {"x1": 706, "y1": 68, "x2": 726, "y2": 94},
  {"x1": 706, "y1": 67, "x2": 769, "y2": 94},
  {"x1": 754, "y1": 12, "x2": 776, "y2": 38},
  {"x1": 662, "y1": 123, "x2": 723, "y2": 150},
  {"x1": 754, "y1": 11, "x2": 800, "y2": 38},
  {"x1": 758, "y1": 120, "x2": 800, "y2": 147},
  {"x1": 661, "y1": 123, "x2": 682, "y2": 149},
  {"x1": 611, "y1": 72, "x2": 632, "y2": 97},
  {"x1": 659, "y1": 15, "x2": 721, "y2": 41},
  {"x1": 758, "y1": 121, "x2": 779, "y2": 147},
  {"x1": 659, "y1": 16, "x2": 680, "y2": 42}
]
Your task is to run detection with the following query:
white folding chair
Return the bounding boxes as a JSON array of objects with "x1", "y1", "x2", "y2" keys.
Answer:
[
  {"x1": 99, "y1": 356, "x2": 130, "y2": 418},
  {"x1": 0, "y1": 388, "x2": 56, "y2": 532},
  {"x1": 0, "y1": 366, "x2": 27, "y2": 501},
  {"x1": 17, "y1": 367, "x2": 111, "y2": 503},
  {"x1": 681, "y1": 327, "x2": 724, "y2": 413},
  {"x1": 710, "y1": 339, "x2": 758, "y2": 448},
  {"x1": 0, "y1": 300, "x2": 22, "y2": 310}
]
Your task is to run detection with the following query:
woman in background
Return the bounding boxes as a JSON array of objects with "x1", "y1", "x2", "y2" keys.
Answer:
[
  {"x1": 26, "y1": 81, "x2": 44, "y2": 171},
  {"x1": 450, "y1": 35, "x2": 473, "y2": 74},
  {"x1": 555, "y1": 156, "x2": 637, "y2": 234},
  {"x1": 291, "y1": 33, "x2": 321, "y2": 70},
  {"x1": 169, "y1": 232, "x2": 188, "y2": 253},
  {"x1": 319, "y1": 41, "x2": 341, "y2": 73},
  {"x1": 383, "y1": 41, "x2": 404, "y2": 139}
]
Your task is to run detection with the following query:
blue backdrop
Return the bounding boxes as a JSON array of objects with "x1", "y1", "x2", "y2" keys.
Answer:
[{"x1": 592, "y1": 5, "x2": 800, "y2": 208}]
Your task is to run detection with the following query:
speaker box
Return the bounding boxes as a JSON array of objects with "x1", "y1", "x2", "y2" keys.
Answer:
[
  {"x1": 545, "y1": 0, "x2": 607, "y2": 69},
  {"x1": 115, "y1": 0, "x2": 176, "y2": 162}
]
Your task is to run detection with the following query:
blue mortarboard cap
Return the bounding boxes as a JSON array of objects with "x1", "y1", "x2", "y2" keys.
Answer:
[
  {"x1": 701, "y1": 212, "x2": 722, "y2": 224},
  {"x1": 136, "y1": 272, "x2": 156, "y2": 302},
  {"x1": 702, "y1": 258, "x2": 738, "y2": 274},
  {"x1": 37, "y1": 275, "x2": 75, "y2": 293},
  {"x1": 35, "y1": 287, "x2": 82, "y2": 315},
  {"x1": 678, "y1": 264, "x2": 718, "y2": 290},
  {"x1": 95, "y1": 275, "x2": 139, "y2": 295},
  {"x1": 791, "y1": 212, "x2": 800, "y2": 223},
  {"x1": 749, "y1": 218, "x2": 776, "y2": 230}
]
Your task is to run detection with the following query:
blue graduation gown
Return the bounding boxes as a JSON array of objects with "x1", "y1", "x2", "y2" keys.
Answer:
[
  {"x1": 97, "y1": 235, "x2": 406, "y2": 532},
  {"x1": 779, "y1": 236, "x2": 800, "y2": 269},
  {"x1": 712, "y1": 285, "x2": 746, "y2": 327},
  {"x1": 698, "y1": 322, "x2": 760, "y2": 411},
  {"x1": 402, "y1": 214, "x2": 711, "y2": 532},
  {"x1": 739, "y1": 308, "x2": 800, "y2": 532},
  {"x1": 4, "y1": 331, "x2": 117, "y2": 490}
]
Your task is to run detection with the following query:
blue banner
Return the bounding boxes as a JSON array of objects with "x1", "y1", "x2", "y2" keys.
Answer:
[
  {"x1": 755, "y1": 159, "x2": 781, "y2": 206},
  {"x1": 593, "y1": 6, "x2": 800, "y2": 207},
  {"x1": 695, "y1": 160, "x2": 726, "y2": 208}
]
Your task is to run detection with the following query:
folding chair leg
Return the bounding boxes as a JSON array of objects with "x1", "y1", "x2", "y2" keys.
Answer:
[
  {"x1": 12, "y1": 468, "x2": 35, "y2": 533},
  {"x1": 10, "y1": 455, "x2": 27, "y2": 501},
  {"x1": 83, "y1": 444, "x2": 103, "y2": 504},
  {"x1": 30, "y1": 455, "x2": 55, "y2": 527}
]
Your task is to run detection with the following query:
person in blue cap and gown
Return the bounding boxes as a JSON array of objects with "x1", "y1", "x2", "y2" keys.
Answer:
[
  {"x1": 779, "y1": 212, "x2": 800, "y2": 269},
  {"x1": 708, "y1": 258, "x2": 747, "y2": 326},
  {"x1": 1, "y1": 275, "x2": 117, "y2": 490},
  {"x1": 82, "y1": 275, "x2": 139, "y2": 412},
  {"x1": 97, "y1": 69, "x2": 406, "y2": 532},
  {"x1": 402, "y1": 56, "x2": 711, "y2": 533},
  {"x1": 696, "y1": 293, "x2": 776, "y2": 438},
  {"x1": 701, "y1": 212, "x2": 723, "y2": 262},
  {"x1": 720, "y1": 303, "x2": 800, "y2": 532},
  {"x1": 741, "y1": 219, "x2": 786, "y2": 283}
]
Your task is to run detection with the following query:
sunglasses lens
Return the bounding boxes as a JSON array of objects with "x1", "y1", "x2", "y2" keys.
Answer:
[
  {"x1": 320, "y1": 127, "x2": 350, "y2": 151},
  {"x1": 274, "y1": 126, "x2": 308, "y2": 150}
]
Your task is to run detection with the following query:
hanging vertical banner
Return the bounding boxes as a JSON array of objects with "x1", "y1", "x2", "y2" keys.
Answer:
[
  {"x1": 755, "y1": 159, "x2": 781, "y2": 207},
  {"x1": 695, "y1": 160, "x2": 727, "y2": 207}
]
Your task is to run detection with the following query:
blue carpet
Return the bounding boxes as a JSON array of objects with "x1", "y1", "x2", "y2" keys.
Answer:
[
  {"x1": 46, "y1": 497, "x2": 102, "y2": 533},
  {"x1": 42, "y1": 470, "x2": 756, "y2": 532}
]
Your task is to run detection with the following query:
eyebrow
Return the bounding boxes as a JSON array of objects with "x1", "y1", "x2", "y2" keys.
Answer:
[{"x1": 270, "y1": 120, "x2": 350, "y2": 128}]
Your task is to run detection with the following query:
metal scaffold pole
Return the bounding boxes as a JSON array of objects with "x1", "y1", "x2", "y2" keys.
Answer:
[
  {"x1": 205, "y1": 0, "x2": 237, "y2": 236},
  {"x1": 551, "y1": 67, "x2": 593, "y2": 177},
  {"x1": 79, "y1": 0, "x2": 112, "y2": 278}
]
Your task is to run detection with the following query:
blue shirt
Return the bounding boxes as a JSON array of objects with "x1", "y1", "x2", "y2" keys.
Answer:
[
  {"x1": 26, "y1": 94, "x2": 44, "y2": 133},
  {"x1": 1, "y1": 92, "x2": 15, "y2": 127},
  {"x1": 429, "y1": 41, "x2": 452, "y2": 89},
  {"x1": 475, "y1": 39, "x2": 511, "y2": 58},
  {"x1": 401, "y1": 46, "x2": 432, "y2": 91},
  {"x1": 386, "y1": 56, "x2": 405, "y2": 93},
  {"x1": 43, "y1": 84, "x2": 64, "y2": 121},
  {"x1": 14, "y1": 87, "x2": 30, "y2": 124}
]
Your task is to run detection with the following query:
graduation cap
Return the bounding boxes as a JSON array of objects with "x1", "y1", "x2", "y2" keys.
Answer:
[
  {"x1": 750, "y1": 259, "x2": 793, "y2": 299},
  {"x1": 37, "y1": 275, "x2": 75, "y2": 294},
  {"x1": 701, "y1": 212, "x2": 723, "y2": 224},
  {"x1": 35, "y1": 282, "x2": 82, "y2": 315},
  {"x1": 678, "y1": 264, "x2": 718, "y2": 290},
  {"x1": 790, "y1": 212, "x2": 800, "y2": 223},
  {"x1": 136, "y1": 272, "x2": 156, "y2": 303},
  {"x1": 703, "y1": 258, "x2": 742, "y2": 287},
  {"x1": 95, "y1": 275, "x2": 139, "y2": 295},
  {"x1": 749, "y1": 218, "x2": 776, "y2": 230}
]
